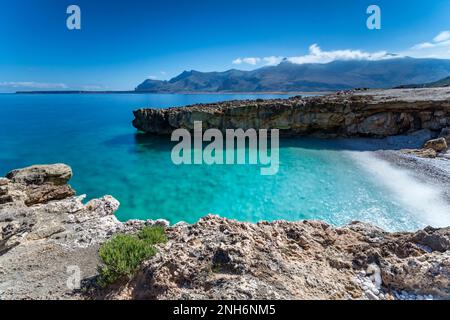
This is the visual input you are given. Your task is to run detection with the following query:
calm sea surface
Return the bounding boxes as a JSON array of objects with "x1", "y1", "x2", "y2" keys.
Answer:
[{"x1": 1, "y1": 93, "x2": 446, "y2": 231}]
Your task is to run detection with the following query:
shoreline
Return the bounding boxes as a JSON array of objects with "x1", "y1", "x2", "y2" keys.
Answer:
[
  {"x1": 1, "y1": 163, "x2": 449, "y2": 300},
  {"x1": 1, "y1": 137, "x2": 449, "y2": 300},
  {"x1": 12, "y1": 90, "x2": 328, "y2": 95},
  {"x1": 1, "y1": 88, "x2": 449, "y2": 300}
]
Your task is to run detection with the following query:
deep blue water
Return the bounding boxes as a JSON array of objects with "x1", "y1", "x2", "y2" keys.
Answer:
[{"x1": 1, "y1": 93, "x2": 447, "y2": 231}]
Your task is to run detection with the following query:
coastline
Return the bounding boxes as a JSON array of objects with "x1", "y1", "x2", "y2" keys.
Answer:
[
  {"x1": 12, "y1": 90, "x2": 329, "y2": 95},
  {"x1": 1, "y1": 88, "x2": 449, "y2": 300},
  {"x1": 0, "y1": 161, "x2": 449, "y2": 300}
]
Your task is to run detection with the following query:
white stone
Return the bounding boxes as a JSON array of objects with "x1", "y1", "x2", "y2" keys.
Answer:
[{"x1": 366, "y1": 291, "x2": 379, "y2": 300}]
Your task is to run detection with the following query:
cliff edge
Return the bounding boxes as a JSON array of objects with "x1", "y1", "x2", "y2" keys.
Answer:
[{"x1": 132, "y1": 88, "x2": 450, "y2": 137}]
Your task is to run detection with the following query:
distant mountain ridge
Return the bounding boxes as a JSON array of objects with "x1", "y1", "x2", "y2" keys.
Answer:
[
  {"x1": 135, "y1": 57, "x2": 450, "y2": 93},
  {"x1": 396, "y1": 76, "x2": 450, "y2": 89}
]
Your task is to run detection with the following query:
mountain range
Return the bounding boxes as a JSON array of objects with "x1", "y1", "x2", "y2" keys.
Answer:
[
  {"x1": 396, "y1": 76, "x2": 450, "y2": 89},
  {"x1": 135, "y1": 57, "x2": 450, "y2": 93}
]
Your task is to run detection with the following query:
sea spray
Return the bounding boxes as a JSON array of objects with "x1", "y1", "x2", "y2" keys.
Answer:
[{"x1": 348, "y1": 151, "x2": 450, "y2": 228}]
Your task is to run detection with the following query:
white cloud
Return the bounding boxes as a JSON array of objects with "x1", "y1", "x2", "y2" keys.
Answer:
[
  {"x1": 287, "y1": 44, "x2": 393, "y2": 64},
  {"x1": 0, "y1": 81, "x2": 68, "y2": 89},
  {"x1": 147, "y1": 75, "x2": 158, "y2": 80},
  {"x1": 412, "y1": 42, "x2": 435, "y2": 50},
  {"x1": 232, "y1": 44, "x2": 396, "y2": 68},
  {"x1": 232, "y1": 57, "x2": 261, "y2": 65},
  {"x1": 231, "y1": 32, "x2": 450, "y2": 69},
  {"x1": 434, "y1": 31, "x2": 450, "y2": 43},
  {"x1": 409, "y1": 31, "x2": 450, "y2": 59},
  {"x1": 263, "y1": 56, "x2": 284, "y2": 66}
]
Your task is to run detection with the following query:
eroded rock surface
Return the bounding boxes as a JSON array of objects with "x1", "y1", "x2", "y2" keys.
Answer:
[
  {"x1": 132, "y1": 88, "x2": 450, "y2": 137},
  {"x1": 107, "y1": 216, "x2": 450, "y2": 300},
  {"x1": 424, "y1": 137, "x2": 448, "y2": 153},
  {"x1": 0, "y1": 164, "x2": 147, "y2": 299}
]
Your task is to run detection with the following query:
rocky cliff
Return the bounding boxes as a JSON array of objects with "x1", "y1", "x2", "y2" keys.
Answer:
[
  {"x1": 2, "y1": 164, "x2": 449, "y2": 300},
  {"x1": 132, "y1": 88, "x2": 450, "y2": 137}
]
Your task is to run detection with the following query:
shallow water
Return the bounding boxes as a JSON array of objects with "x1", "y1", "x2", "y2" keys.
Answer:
[{"x1": 1, "y1": 93, "x2": 449, "y2": 231}]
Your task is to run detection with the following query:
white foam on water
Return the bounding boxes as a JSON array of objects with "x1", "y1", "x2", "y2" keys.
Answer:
[{"x1": 347, "y1": 151, "x2": 450, "y2": 228}]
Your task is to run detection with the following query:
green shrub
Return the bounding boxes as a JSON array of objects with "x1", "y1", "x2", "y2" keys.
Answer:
[
  {"x1": 97, "y1": 234, "x2": 156, "y2": 287},
  {"x1": 97, "y1": 226, "x2": 168, "y2": 287},
  {"x1": 138, "y1": 225, "x2": 168, "y2": 245}
]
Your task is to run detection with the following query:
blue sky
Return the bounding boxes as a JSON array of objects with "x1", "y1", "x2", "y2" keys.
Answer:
[{"x1": 1, "y1": 0, "x2": 449, "y2": 92}]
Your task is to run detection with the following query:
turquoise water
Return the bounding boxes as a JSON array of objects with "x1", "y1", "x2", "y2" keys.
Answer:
[{"x1": 0, "y1": 94, "x2": 444, "y2": 231}]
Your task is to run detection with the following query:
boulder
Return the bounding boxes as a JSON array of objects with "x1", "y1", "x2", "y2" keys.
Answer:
[
  {"x1": 423, "y1": 137, "x2": 448, "y2": 153},
  {"x1": 412, "y1": 226, "x2": 450, "y2": 252},
  {"x1": 24, "y1": 184, "x2": 75, "y2": 206},
  {"x1": 6, "y1": 164, "x2": 72, "y2": 186}
]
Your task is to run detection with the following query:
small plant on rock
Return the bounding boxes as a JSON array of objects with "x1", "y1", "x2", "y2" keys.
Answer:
[
  {"x1": 97, "y1": 226, "x2": 167, "y2": 287},
  {"x1": 138, "y1": 225, "x2": 168, "y2": 245}
]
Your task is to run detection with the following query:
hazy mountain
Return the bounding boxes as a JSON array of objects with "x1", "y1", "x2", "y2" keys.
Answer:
[
  {"x1": 396, "y1": 76, "x2": 450, "y2": 88},
  {"x1": 135, "y1": 57, "x2": 450, "y2": 92}
]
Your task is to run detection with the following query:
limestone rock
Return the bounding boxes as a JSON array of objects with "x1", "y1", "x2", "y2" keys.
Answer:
[
  {"x1": 133, "y1": 88, "x2": 450, "y2": 138},
  {"x1": 423, "y1": 137, "x2": 448, "y2": 153},
  {"x1": 6, "y1": 164, "x2": 72, "y2": 186},
  {"x1": 0, "y1": 164, "x2": 147, "y2": 299},
  {"x1": 105, "y1": 216, "x2": 450, "y2": 300},
  {"x1": 25, "y1": 184, "x2": 75, "y2": 206},
  {"x1": 402, "y1": 148, "x2": 437, "y2": 158},
  {"x1": 411, "y1": 226, "x2": 450, "y2": 252}
]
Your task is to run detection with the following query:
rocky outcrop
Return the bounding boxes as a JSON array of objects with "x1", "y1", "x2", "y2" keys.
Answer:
[
  {"x1": 106, "y1": 216, "x2": 450, "y2": 300},
  {"x1": 132, "y1": 88, "x2": 450, "y2": 137},
  {"x1": 2, "y1": 164, "x2": 450, "y2": 300},
  {"x1": 423, "y1": 137, "x2": 448, "y2": 153},
  {"x1": 0, "y1": 164, "x2": 149, "y2": 299},
  {"x1": 402, "y1": 134, "x2": 449, "y2": 158}
]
